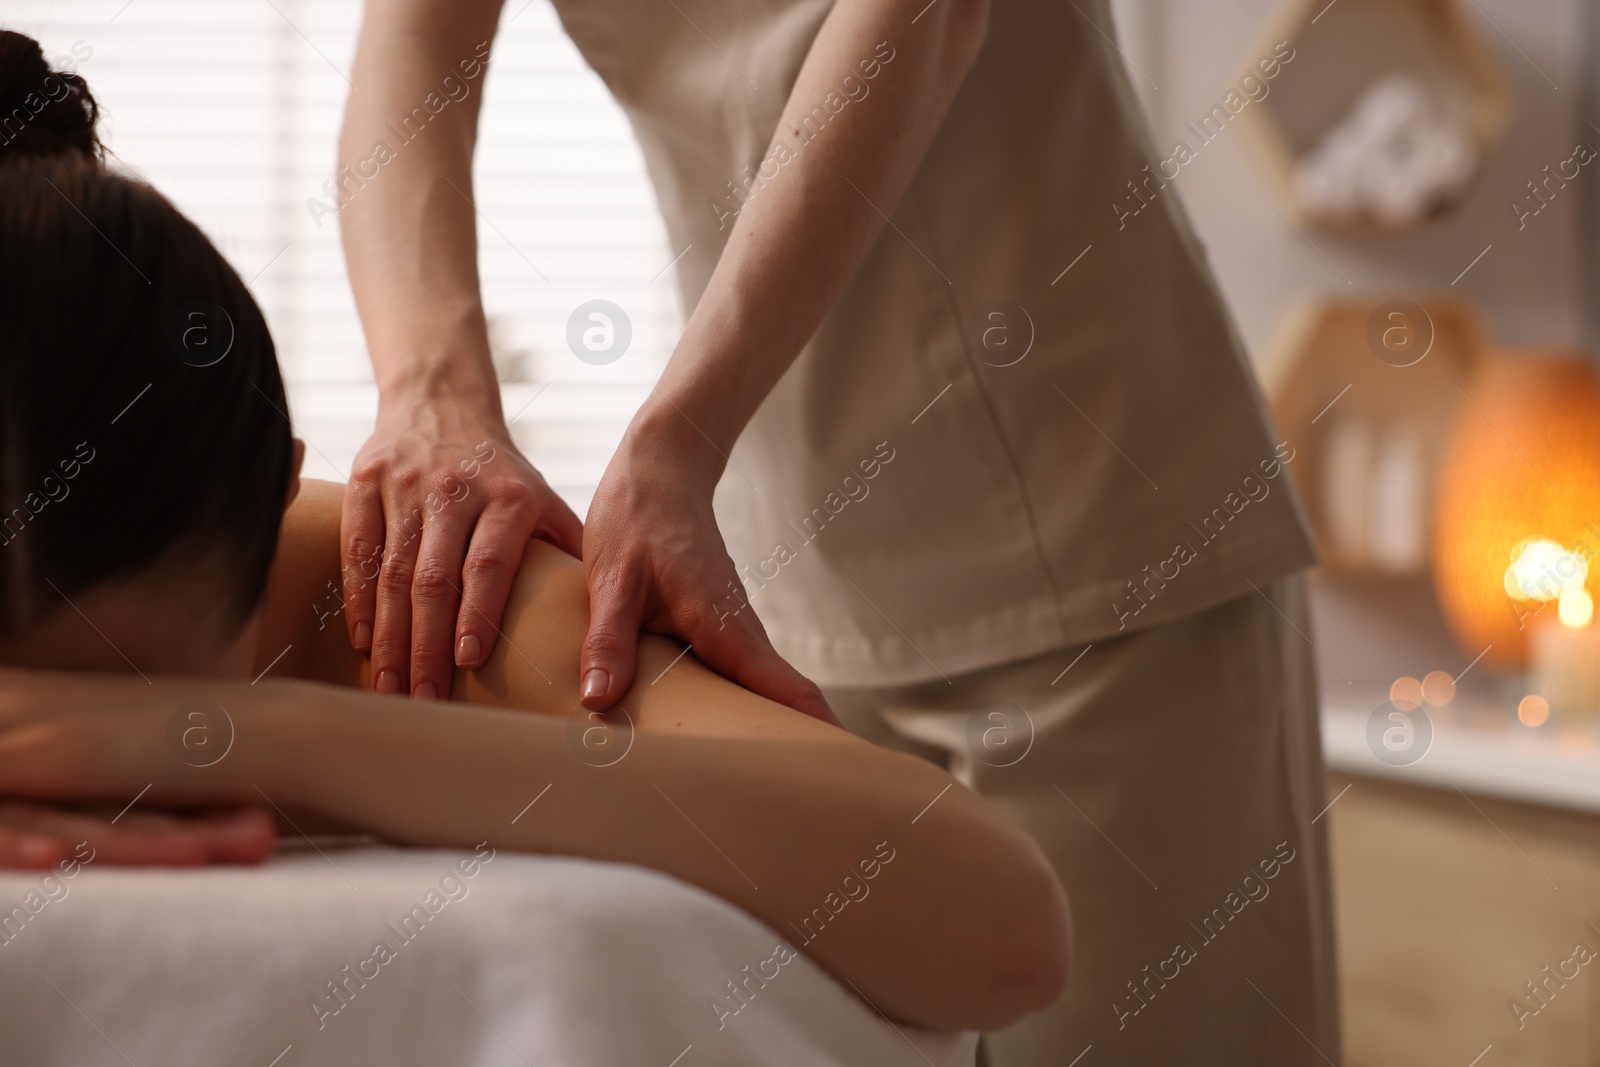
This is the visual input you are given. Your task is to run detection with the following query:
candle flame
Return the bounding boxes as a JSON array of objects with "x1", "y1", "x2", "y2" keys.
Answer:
[
  {"x1": 1504, "y1": 538, "x2": 1588, "y2": 602},
  {"x1": 1559, "y1": 588, "x2": 1595, "y2": 628}
]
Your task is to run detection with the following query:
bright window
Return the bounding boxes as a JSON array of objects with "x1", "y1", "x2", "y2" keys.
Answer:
[{"x1": 6, "y1": 0, "x2": 680, "y2": 515}]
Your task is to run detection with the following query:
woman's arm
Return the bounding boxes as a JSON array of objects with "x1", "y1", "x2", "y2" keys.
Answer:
[
  {"x1": 0, "y1": 472, "x2": 853, "y2": 872},
  {"x1": 5, "y1": 480, "x2": 1070, "y2": 1027},
  {"x1": 0, "y1": 663, "x2": 1069, "y2": 1031}
]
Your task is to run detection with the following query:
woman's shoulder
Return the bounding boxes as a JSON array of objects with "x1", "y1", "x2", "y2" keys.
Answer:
[{"x1": 253, "y1": 479, "x2": 363, "y2": 687}]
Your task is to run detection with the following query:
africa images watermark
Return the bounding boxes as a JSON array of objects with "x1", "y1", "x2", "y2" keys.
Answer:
[
  {"x1": 1112, "y1": 40, "x2": 1296, "y2": 231},
  {"x1": 308, "y1": 843, "x2": 497, "y2": 1030},
  {"x1": 566, "y1": 701, "x2": 635, "y2": 768},
  {"x1": 713, "y1": 440, "x2": 898, "y2": 629},
  {"x1": 1509, "y1": 141, "x2": 1596, "y2": 231},
  {"x1": 0, "y1": 841, "x2": 97, "y2": 950},
  {"x1": 1508, "y1": 921, "x2": 1600, "y2": 1030},
  {"x1": 329, "y1": 441, "x2": 500, "y2": 631},
  {"x1": 305, "y1": 41, "x2": 492, "y2": 229},
  {"x1": 706, "y1": 40, "x2": 898, "y2": 231},
  {"x1": 1495, "y1": 518, "x2": 1600, "y2": 638},
  {"x1": 0, "y1": 441, "x2": 96, "y2": 549},
  {"x1": 0, "y1": 40, "x2": 94, "y2": 150},
  {"x1": 1113, "y1": 839, "x2": 1298, "y2": 1029},
  {"x1": 965, "y1": 700, "x2": 1034, "y2": 769},
  {"x1": 708, "y1": 840, "x2": 897, "y2": 1030},
  {"x1": 1110, "y1": 441, "x2": 1297, "y2": 631}
]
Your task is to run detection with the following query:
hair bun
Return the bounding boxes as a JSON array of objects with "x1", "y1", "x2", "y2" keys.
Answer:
[{"x1": 0, "y1": 30, "x2": 102, "y2": 165}]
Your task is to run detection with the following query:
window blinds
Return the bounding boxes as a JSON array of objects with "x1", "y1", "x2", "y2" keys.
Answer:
[{"x1": 6, "y1": 0, "x2": 680, "y2": 516}]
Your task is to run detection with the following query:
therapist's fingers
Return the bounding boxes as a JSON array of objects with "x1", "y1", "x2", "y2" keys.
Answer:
[
  {"x1": 339, "y1": 476, "x2": 387, "y2": 653},
  {"x1": 454, "y1": 508, "x2": 530, "y2": 671},
  {"x1": 347, "y1": 420, "x2": 584, "y2": 691},
  {"x1": 408, "y1": 504, "x2": 473, "y2": 700},
  {"x1": 370, "y1": 503, "x2": 425, "y2": 696},
  {"x1": 579, "y1": 567, "x2": 649, "y2": 711},
  {"x1": 532, "y1": 481, "x2": 585, "y2": 560},
  {"x1": 579, "y1": 550, "x2": 838, "y2": 724},
  {"x1": 453, "y1": 485, "x2": 584, "y2": 671}
]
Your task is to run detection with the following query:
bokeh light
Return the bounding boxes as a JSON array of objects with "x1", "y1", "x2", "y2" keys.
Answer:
[
  {"x1": 1390, "y1": 676, "x2": 1424, "y2": 711},
  {"x1": 1558, "y1": 587, "x2": 1594, "y2": 628},
  {"x1": 1504, "y1": 538, "x2": 1586, "y2": 601},
  {"x1": 1421, "y1": 670, "x2": 1456, "y2": 706}
]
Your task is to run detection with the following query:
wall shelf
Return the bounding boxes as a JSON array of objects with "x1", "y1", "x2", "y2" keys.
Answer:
[
  {"x1": 1237, "y1": 0, "x2": 1513, "y2": 231},
  {"x1": 1267, "y1": 295, "x2": 1488, "y2": 577}
]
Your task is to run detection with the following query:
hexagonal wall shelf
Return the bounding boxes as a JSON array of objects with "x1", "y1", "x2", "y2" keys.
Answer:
[
  {"x1": 1266, "y1": 296, "x2": 1488, "y2": 575},
  {"x1": 1237, "y1": 0, "x2": 1512, "y2": 231}
]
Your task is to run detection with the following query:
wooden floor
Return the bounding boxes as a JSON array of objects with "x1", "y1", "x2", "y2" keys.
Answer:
[{"x1": 1328, "y1": 772, "x2": 1600, "y2": 1065}]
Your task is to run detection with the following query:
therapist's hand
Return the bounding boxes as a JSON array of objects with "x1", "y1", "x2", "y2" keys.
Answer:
[
  {"x1": 579, "y1": 418, "x2": 837, "y2": 725},
  {"x1": 343, "y1": 396, "x2": 584, "y2": 699}
]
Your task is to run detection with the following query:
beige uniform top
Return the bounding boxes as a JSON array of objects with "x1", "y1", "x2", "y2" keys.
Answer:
[{"x1": 550, "y1": 0, "x2": 1317, "y2": 686}]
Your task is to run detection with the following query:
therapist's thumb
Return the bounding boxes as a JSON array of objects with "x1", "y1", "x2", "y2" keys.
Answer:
[{"x1": 580, "y1": 580, "x2": 645, "y2": 712}]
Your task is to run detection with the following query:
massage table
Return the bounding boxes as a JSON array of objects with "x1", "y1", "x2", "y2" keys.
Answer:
[{"x1": 0, "y1": 843, "x2": 976, "y2": 1066}]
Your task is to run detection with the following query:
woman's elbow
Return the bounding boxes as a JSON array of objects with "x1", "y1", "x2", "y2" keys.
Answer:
[
  {"x1": 909, "y1": 795, "x2": 1071, "y2": 1030},
  {"x1": 970, "y1": 844, "x2": 1072, "y2": 1029}
]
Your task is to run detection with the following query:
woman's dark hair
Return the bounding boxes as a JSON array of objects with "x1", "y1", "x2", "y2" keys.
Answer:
[{"x1": 0, "y1": 30, "x2": 295, "y2": 639}]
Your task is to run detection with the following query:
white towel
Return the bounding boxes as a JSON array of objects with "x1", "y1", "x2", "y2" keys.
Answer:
[{"x1": 0, "y1": 844, "x2": 976, "y2": 1067}]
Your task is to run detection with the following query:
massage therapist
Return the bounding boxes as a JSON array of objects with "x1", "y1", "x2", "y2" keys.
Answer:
[{"x1": 336, "y1": 0, "x2": 1341, "y2": 1062}]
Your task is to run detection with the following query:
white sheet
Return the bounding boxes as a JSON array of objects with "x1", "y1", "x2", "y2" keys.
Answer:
[{"x1": 0, "y1": 844, "x2": 976, "y2": 1067}]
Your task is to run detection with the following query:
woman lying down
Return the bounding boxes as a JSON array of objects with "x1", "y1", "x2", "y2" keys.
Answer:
[{"x1": 0, "y1": 32, "x2": 1068, "y2": 1035}]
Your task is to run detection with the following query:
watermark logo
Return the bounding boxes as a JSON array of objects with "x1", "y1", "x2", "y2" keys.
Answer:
[
  {"x1": 168, "y1": 301, "x2": 235, "y2": 367},
  {"x1": 1365, "y1": 699, "x2": 1433, "y2": 766},
  {"x1": 566, "y1": 300, "x2": 631, "y2": 365},
  {"x1": 308, "y1": 844, "x2": 496, "y2": 1030},
  {"x1": 566, "y1": 705, "x2": 634, "y2": 767},
  {"x1": 1365, "y1": 299, "x2": 1433, "y2": 368},
  {"x1": 965, "y1": 301, "x2": 1033, "y2": 367},
  {"x1": 964, "y1": 700, "x2": 1034, "y2": 767},
  {"x1": 165, "y1": 699, "x2": 235, "y2": 768}
]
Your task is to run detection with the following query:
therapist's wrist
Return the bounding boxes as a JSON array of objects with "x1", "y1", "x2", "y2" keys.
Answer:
[
  {"x1": 375, "y1": 368, "x2": 508, "y2": 433},
  {"x1": 369, "y1": 305, "x2": 503, "y2": 416},
  {"x1": 625, "y1": 400, "x2": 731, "y2": 491},
  {"x1": 379, "y1": 363, "x2": 504, "y2": 418}
]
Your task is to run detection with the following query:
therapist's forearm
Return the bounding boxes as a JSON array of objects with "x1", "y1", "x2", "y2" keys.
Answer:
[
  {"x1": 339, "y1": 0, "x2": 506, "y2": 411},
  {"x1": 641, "y1": 0, "x2": 990, "y2": 455}
]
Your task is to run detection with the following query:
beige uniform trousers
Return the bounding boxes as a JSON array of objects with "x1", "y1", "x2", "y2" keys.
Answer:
[{"x1": 825, "y1": 576, "x2": 1340, "y2": 1067}]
